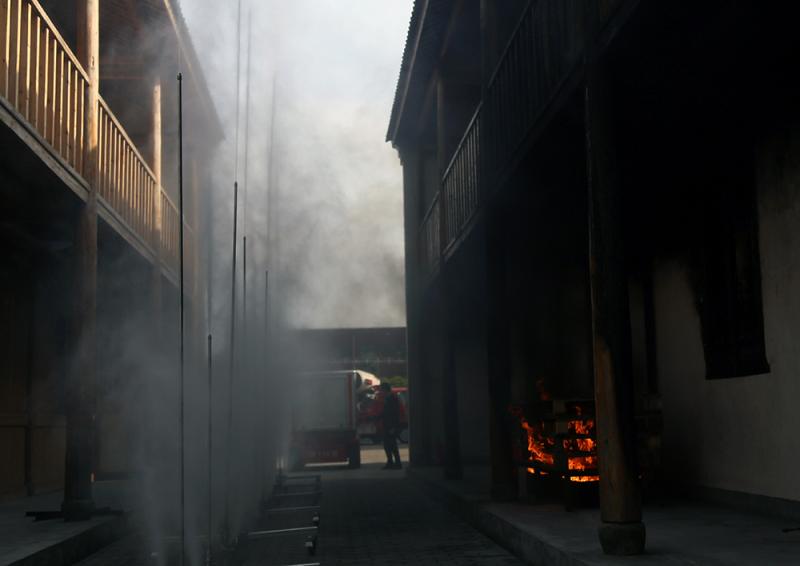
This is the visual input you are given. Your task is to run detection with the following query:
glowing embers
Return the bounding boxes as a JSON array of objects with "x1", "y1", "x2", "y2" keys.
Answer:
[
  {"x1": 565, "y1": 406, "x2": 599, "y2": 482},
  {"x1": 510, "y1": 400, "x2": 599, "y2": 483}
]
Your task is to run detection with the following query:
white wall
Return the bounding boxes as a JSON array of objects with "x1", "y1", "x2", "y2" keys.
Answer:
[{"x1": 655, "y1": 126, "x2": 800, "y2": 502}]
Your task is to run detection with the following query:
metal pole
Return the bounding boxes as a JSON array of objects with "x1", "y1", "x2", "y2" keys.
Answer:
[
  {"x1": 224, "y1": 0, "x2": 243, "y2": 544},
  {"x1": 243, "y1": 236, "x2": 247, "y2": 357},
  {"x1": 224, "y1": 182, "x2": 238, "y2": 543},
  {"x1": 177, "y1": 71, "x2": 185, "y2": 566},
  {"x1": 233, "y1": 0, "x2": 242, "y2": 184},
  {"x1": 242, "y1": 16, "x2": 252, "y2": 373},
  {"x1": 261, "y1": 269, "x2": 269, "y2": 503},
  {"x1": 266, "y1": 76, "x2": 277, "y2": 270},
  {"x1": 207, "y1": 334, "x2": 213, "y2": 566}
]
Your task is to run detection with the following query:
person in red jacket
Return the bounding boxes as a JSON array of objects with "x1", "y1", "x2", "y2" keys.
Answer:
[{"x1": 380, "y1": 383, "x2": 402, "y2": 469}]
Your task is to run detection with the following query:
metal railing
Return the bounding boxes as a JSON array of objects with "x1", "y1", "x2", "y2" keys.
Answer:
[{"x1": 0, "y1": 0, "x2": 88, "y2": 175}]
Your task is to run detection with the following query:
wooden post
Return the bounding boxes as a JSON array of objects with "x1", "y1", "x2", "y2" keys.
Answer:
[
  {"x1": 584, "y1": 68, "x2": 645, "y2": 554},
  {"x1": 486, "y1": 208, "x2": 515, "y2": 500},
  {"x1": 399, "y1": 146, "x2": 428, "y2": 466},
  {"x1": 437, "y1": 76, "x2": 462, "y2": 480},
  {"x1": 63, "y1": 0, "x2": 99, "y2": 521}
]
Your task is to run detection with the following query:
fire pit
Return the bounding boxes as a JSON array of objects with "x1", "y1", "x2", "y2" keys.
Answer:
[{"x1": 510, "y1": 399, "x2": 599, "y2": 508}]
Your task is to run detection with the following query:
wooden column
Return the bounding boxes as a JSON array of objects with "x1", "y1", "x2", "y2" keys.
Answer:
[
  {"x1": 584, "y1": 68, "x2": 645, "y2": 554},
  {"x1": 399, "y1": 146, "x2": 425, "y2": 466},
  {"x1": 151, "y1": 78, "x2": 163, "y2": 334},
  {"x1": 486, "y1": 208, "x2": 515, "y2": 500},
  {"x1": 437, "y1": 76, "x2": 462, "y2": 480},
  {"x1": 63, "y1": 0, "x2": 99, "y2": 521}
]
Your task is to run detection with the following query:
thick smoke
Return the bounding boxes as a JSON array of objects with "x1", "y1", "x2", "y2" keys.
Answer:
[
  {"x1": 183, "y1": 0, "x2": 412, "y2": 329},
  {"x1": 82, "y1": 2, "x2": 412, "y2": 564}
]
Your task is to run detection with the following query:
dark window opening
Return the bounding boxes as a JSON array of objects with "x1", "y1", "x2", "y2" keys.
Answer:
[{"x1": 696, "y1": 142, "x2": 770, "y2": 379}]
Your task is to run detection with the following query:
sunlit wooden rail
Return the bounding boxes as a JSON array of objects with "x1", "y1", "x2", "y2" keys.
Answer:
[
  {"x1": 98, "y1": 96, "x2": 158, "y2": 248},
  {"x1": 161, "y1": 191, "x2": 180, "y2": 274},
  {"x1": 0, "y1": 0, "x2": 87, "y2": 175},
  {"x1": 0, "y1": 0, "x2": 194, "y2": 282}
]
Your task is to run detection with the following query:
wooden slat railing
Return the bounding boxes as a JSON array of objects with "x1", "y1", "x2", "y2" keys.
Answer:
[
  {"x1": 431, "y1": 0, "x2": 630, "y2": 272},
  {"x1": 442, "y1": 108, "x2": 480, "y2": 252},
  {"x1": 0, "y1": 1, "x2": 201, "y2": 288},
  {"x1": 483, "y1": 0, "x2": 589, "y2": 182},
  {"x1": 0, "y1": 0, "x2": 88, "y2": 175},
  {"x1": 419, "y1": 193, "x2": 441, "y2": 279},
  {"x1": 97, "y1": 95, "x2": 158, "y2": 249},
  {"x1": 161, "y1": 191, "x2": 179, "y2": 275}
]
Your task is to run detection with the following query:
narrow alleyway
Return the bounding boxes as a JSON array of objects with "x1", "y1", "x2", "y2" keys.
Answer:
[
  {"x1": 70, "y1": 446, "x2": 524, "y2": 566},
  {"x1": 297, "y1": 447, "x2": 523, "y2": 566}
]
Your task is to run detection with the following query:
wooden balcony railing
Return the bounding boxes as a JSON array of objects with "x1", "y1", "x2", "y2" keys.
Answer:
[
  {"x1": 161, "y1": 191, "x2": 180, "y2": 274},
  {"x1": 97, "y1": 96, "x2": 158, "y2": 248},
  {"x1": 0, "y1": 0, "x2": 195, "y2": 283},
  {"x1": 483, "y1": 0, "x2": 589, "y2": 181},
  {"x1": 426, "y1": 0, "x2": 628, "y2": 275},
  {"x1": 442, "y1": 109, "x2": 480, "y2": 252},
  {"x1": 1, "y1": 0, "x2": 88, "y2": 176},
  {"x1": 419, "y1": 193, "x2": 441, "y2": 279}
]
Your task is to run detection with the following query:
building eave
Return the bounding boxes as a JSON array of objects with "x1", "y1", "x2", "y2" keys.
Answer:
[{"x1": 386, "y1": 0, "x2": 452, "y2": 147}]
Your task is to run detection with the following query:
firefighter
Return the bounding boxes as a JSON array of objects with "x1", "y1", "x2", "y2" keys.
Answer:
[{"x1": 380, "y1": 382, "x2": 402, "y2": 469}]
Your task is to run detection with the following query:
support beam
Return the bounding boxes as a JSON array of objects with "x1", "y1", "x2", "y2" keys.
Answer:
[
  {"x1": 63, "y1": 0, "x2": 99, "y2": 521},
  {"x1": 399, "y1": 147, "x2": 425, "y2": 466},
  {"x1": 436, "y1": 76, "x2": 462, "y2": 480},
  {"x1": 584, "y1": 68, "x2": 645, "y2": 555},
  {"x1": 485, "y1": 207, "x2": 515, "y2": 500}
]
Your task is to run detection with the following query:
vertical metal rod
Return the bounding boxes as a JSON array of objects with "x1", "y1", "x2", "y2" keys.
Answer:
[
  {"x1": 243, "y1": 236, "x2": 247, "y2": 360},
  {"x1": 207, "y1": 334, "x2": 213, "y2": 566},
  {"x1": 263, "y1": 269, "x2": 269, "y2": 356},
  {"x1": 233, "y1": 0, "x2": 243, "y2": 183},
  {"x1": 224, "y1": 0, "x2": 243, "y2": 543},
  {"x1": 224, "y1": 181, "x2": 238, "y2": 542},
  {"x1": 242, "y1": 17, "x2": 252, "y2": 376},
  {"x1": 177, "y1": 71, "x2": 185, "y2": 566},
  {"x1": 243, "y1": 15, "x2": 252, "y2": 236},
  {"x1": 261, "y1": 269, "x2": 269, "y2": 504},
  {"x1": 266, "y1": 76, "x2": 277, "y2": 269}
]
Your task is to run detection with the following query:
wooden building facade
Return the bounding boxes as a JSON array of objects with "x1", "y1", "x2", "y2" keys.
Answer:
[
  {"x1": 0, "y1": 0, "x2": 221, "y2": 519},
  {"x1": 388, "y1": 0, "x2": 800, "y2": 555}
]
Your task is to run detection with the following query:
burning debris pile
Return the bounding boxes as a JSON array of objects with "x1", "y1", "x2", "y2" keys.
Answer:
[{"x1": 510, "y1": 399, "x2": 599, "y2": 484}]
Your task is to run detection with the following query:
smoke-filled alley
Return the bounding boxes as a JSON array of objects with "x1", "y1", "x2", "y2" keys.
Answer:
[{"x1": 3, "y1": 1, "x2": 800, "y2": 566}]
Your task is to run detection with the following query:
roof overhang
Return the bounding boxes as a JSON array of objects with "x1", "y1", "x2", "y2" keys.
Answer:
[{"x1": 386, "y1": 0, "x2": 454, "y2": 148}]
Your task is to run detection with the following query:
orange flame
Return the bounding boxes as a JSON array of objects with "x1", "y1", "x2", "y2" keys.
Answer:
[
  {"x1": 567, "y1": 408, "x2": 599, "y2": 483},
  {"x1": 513, "y1": 403, "x2": 600, "y2": 484},
  {"x1": 510, "y1": 406, "x2": 554, "y2": 467}
]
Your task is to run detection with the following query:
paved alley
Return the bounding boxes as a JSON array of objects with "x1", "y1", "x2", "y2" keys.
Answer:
[{"x1": 242, "y1": 445, "x2": 524, "y2": 565}]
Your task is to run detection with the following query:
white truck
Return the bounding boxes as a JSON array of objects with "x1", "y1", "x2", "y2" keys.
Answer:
[{"x1": 289, "y1": 370, "x2": 362, "y2": 470}]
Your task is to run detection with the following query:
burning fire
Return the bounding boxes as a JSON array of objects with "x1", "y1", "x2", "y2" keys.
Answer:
[
  {"x1": 511, "y1": 402, "x2": 600, "y2": 483},
  {"x1": 566, "y1": 406, "x2": 599, "y2": 482},
  {"x1": 509, "y1": 405, "x2": 554, "y2": 467}
]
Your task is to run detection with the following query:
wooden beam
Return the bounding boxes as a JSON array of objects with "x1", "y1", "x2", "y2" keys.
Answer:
[
  {"x1": 584, "y1": 67, "x2": 645, "y2": 555},
  {"x1": 62, "y1": 0, "x2": 99, "y2": 522}
]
